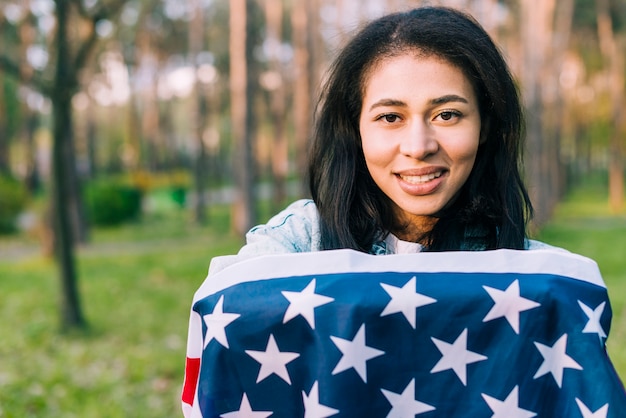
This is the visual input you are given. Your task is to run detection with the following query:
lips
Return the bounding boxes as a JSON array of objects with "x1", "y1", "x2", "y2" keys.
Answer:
[
  {"x1": 395, "y1": 168, "x2": 447, "y2": 196},
  {"x1": 398, "y1": 171, "x2": 443, "y2": 185}
]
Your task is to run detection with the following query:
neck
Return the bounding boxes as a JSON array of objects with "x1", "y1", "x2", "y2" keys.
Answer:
[{"x1": 392, "y1": 214, "x2": 438, "y2": 245}]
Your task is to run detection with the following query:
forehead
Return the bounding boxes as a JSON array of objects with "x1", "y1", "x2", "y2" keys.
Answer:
[
  {"x1": 361, "y1": 52, "x2": 474, "y2": 100},
  {"x1": 364, "y1": 49, "x2": 460, "y2": 82}
]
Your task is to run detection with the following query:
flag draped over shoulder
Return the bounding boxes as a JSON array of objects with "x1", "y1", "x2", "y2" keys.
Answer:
[{"x1": 182, "y1": 249, "x2": 626, "y2": 418}]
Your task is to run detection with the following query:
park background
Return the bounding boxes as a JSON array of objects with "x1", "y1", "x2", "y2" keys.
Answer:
[{"x1": 0, "y1": 0, "x2": 625, "y2": 416}]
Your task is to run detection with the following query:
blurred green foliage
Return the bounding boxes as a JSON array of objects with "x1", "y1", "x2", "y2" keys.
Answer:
[
  {"x1": 0, "y1": 174, "x2": 29, "y2": 234},
  {"x1": 85, "y1": 178, "x2": 143, "y2": 226}
]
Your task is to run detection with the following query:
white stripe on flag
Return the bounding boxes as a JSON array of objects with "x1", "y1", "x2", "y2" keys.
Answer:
[{"x1": 193, "y1": 249, "x2": 603, "y2": 304}]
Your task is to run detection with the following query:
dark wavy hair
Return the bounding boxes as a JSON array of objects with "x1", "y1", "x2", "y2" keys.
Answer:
[{"x1": 308, "y1": 6, "x2": 533, "y2": 252}]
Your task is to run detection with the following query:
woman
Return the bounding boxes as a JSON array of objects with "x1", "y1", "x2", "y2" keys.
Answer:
[
  {"x1": 212, "y1": 6, "x2": 550, "y2": 274},
  {"x1": 184, "y1": 7, "x2": 625, "y2": 417}
]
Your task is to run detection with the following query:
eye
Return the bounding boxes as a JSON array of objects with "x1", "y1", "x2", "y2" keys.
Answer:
[
  {"x1": 435, "y1": 110, "x2": 462, "y2": 122},
  {"x1": 376, "y1": 114, "x2": 401, "y2": 123}
]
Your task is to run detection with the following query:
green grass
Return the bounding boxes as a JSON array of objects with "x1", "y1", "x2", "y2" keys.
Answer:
[
  {"x1": 534, "y1": 178, "x2": 626, "y2": 382},
  {"x1": 0, "y1": 182, "x2": 624, "y2": 417},
  {"x1": 0, "y1": 208, "x2": 244, "y2": 417}
]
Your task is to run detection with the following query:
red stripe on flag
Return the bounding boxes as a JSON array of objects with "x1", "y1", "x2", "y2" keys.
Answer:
[{"x1": 182, "y1": 357, "x2": 201, "y2": 406}]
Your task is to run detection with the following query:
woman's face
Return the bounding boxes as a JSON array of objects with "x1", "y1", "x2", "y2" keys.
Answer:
[{"x1": 359, "y1": 54, "x2": 481, "y2": 240}]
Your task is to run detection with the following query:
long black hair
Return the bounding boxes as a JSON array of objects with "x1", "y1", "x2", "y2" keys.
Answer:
[{"x1": 308, "y1": 6, "x2": 533, "y2": 252}]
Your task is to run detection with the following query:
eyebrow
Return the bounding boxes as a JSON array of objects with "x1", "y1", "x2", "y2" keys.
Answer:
[
  {"x1": 368, "y1": 94, "x2": 469, "y2": 111},
  {"x1": 430, "y1": 94, "x2": 469, "y2": 105}
]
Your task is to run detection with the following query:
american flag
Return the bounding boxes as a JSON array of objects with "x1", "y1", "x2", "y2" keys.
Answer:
[{"x1": 182, "y1": 249, "x2": 626, "y2": 417}]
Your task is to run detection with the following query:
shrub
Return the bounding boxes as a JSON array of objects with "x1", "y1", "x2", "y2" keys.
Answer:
[
  {"x1": 170, "y1": 187, "x2": 187, "y2": 208},
  {"x1": 0, "y1": 175, "x2": 28, "y2": 234},
  {"x1": 85, "y1": 179, "x2": 143, "y2": 226}
]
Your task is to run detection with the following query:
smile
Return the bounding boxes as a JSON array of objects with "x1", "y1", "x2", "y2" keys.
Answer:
[{"x1": 398, "y1": 171, "x2": 443, "y2": 184}]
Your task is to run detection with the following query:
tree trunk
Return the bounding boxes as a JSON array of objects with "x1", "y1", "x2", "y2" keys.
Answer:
[
  {"x1": 142, "y1": 90, "x2": 160, "y2": 171},
  {"x1": 0, "y1": 70, "x2": 11, "y2": 175},
  {"x1": 125, "y1": 89, "x2": 143, "y2": 170},
  {"x1": 53, "y1": 97, "x2": 86, "y2": 329},
  {"x1": 160, "y1": 100, "x2": 177, "y2": 169},
  {"x1": 265, "y1": 0, "x2": 288, "y2": 210},
  {"x1": 291, "y1": 1, "x2": 310, "y2": 197},
  {"x1": 135, "y1": 30, "x2": 161, "y2": 172},
  {"x1": 306, "y1": 0, "x2": 323, "y2": 113},
  {"x1": 17, "y1": 1, "x2": 38, "y2": 187},
  {"x1": 23, "y1": 111, "x2": 41, "y2": 193},
  {"x1": 519, "y1": 0, "x2": 557, "y2": 226},
  {"x1": 51, "y1": 0, "x2": 86, "y2": 329},
  {"x1": 66, "y1": 110, "x2": 90, "y2": 244},
  {"x1": 193, "y1": 94, "x2": 209, "y2": 222},
  {"x1": 86, "y1": 101, "x2": 97, "y2": 178},
  {"x1": 1, "y1": 0, "x2": 123, "y2": 329},
  {"x1": 549, "y1": 0, "x2": 575, "y2": 199},
  {"x1": 190, "y1": 0, "x2": 208, "y2": 224},
  {"x1": 596, "y1": 0, "x2": 625, "y2": 213},
  {"x1": 230, "y1": 0, "x2": 256, "y2": 235}
]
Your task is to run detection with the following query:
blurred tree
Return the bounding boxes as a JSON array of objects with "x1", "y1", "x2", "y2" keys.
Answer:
[
  {"x1": 0, "y1": 11, "x2": 11, "y2": 175},
  {"x1": 291, "y1": 0, "x2": 310, "y2": 197},
  {"x1": 0, "y1": 2, "x2": 35, "y2": 185},
  {"x1": 548, "y1": 0, "x2": 576, "y2": 200},
  {"x1": 116, "y1": 1, "x2": 160, "y2": 174},
  {"x1": 518, "y1": 0, "x2": 576, "y2": 226},
  {"x1": 0, "y1": 0, "x2": 128, "y2": 329},
  {"x1": 17, "y1": 0, "x2": 43, "y2": 194},
  {"x1": 48, "y1": 0, "x2": 129, "y2": 329},
  {"x1": 519, "y1": 0, "x2": 552, "y2": 225},
  {"x1": 230, "y1": 0, "x2": 262, "y2": 235},
  {"x1": 0, "y1": 73, "x2": 17, "y2": 176},
  {"x1": 189, "y1": 0, "x2": 208, "y2": 224},
  {"x1": 263, "y1": 0, "x2": 288, "y2": 210},
  {"x1": 135, "y1": 2, "x2": 185, "y2": 171},
  {"x1": 596, "y1": 0, "x2": 625, "y2": 212}
]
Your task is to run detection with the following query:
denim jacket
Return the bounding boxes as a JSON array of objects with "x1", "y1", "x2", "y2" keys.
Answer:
[{"x1": 208, "y1": 199, "x2": 557, "y2": 274}]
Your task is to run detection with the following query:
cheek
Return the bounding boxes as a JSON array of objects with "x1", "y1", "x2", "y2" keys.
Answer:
[
  {"x1": 361, "y1": 135, "x2": 393, "y2": 169},
  {"x1": 447, "y1": 129, "x2": 481, "y2": 167},
  {"x1": 456, "y1": 144, "x2": 479, "y2": 164},
  {"x1": 362, "y1": 147, "x2": 387, "y2": 175},
  {"x1": 453, "y1": 144, "x2": 480, "y2": 184}
]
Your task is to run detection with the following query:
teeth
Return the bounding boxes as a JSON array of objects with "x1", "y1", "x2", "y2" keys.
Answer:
[{"x1": 399, "y1": 171, "x2": 442, "y2": 184}]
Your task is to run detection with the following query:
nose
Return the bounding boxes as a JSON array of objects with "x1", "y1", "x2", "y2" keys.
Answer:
[{"x1": 399, "y1": 120, "x2": 439, "y2": 159}]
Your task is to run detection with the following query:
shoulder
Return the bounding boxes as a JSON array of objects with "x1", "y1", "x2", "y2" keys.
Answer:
[
  {"x1": 243, "y1": 199, "x2": 320, "y2": 254},
  {"x1": 245, "y1": 199, "x2": 319, "y2": 251},
  {"x1": 208, "y1": 199, "x2": 320, "y2": 274},
  {"x1": 524, "y1": 239, "x2": 569, "y2": 252},
  {"x1": 248, "y1": 199, "x2": 318, "y2": 237}
]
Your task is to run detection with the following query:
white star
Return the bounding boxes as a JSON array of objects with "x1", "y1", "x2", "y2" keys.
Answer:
[
  {"x1": 575, "y1": 398, "x2": 609, "y2": 418},
  {"x1": 381, "y1": 379, "x2": 436, "y2": 417},
  {"x1": 245, "y1": 334, "x2": 300, "y2": 384},
  {"x1": 482, "y1": 280, "x2": 540, "y2": 334},
  {"x1": 481, "y1": 386, "x2": 536, "y2": 418},
  {"x1": 578, "y1": 301, "x2": 607, "y2": 339},
  {"x1": 203, "y1": 295, "x2": 241, "y2": 349},
  {"x1": 282, "y1": 279, "x2": 334, "y2": 329},
  {"x1": 302, "y1": 381, "x2": 339, "y2": 418},
  {"x1": 380, "y1": 276, "x2": 437, "y2": 328},
  {"x1": 430, "y1": 328, "x2": 487, "y2": 385},
  {"x1": 330, "y1": 324, "x2": 385, "y2": 383},
  {"x1": 220, "y1": 393, "x2": 273, "y2": 418},
  {"x1": 533, "y1": 333, "x2": 583, "y2": 387}
]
